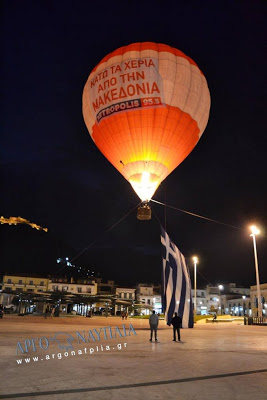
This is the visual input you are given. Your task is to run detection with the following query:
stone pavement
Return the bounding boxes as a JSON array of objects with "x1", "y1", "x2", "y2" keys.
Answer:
[{"x1": 0, "y1": 316, "x2": 267, "y2": 400}]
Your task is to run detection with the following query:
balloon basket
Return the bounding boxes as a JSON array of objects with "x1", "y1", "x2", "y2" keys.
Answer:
[{"x1": 137, "y1": 203, "x2": 151, "y2": 220}]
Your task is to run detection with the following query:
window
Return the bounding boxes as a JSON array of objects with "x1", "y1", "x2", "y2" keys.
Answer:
[
  {"x1": 52, "y1": 285, "x2": 58, "y2": 291},
  {"x1": 16, "y1": 288, "x2": 23, "y2": 293},
  {"x1": 129, "y1": 293, "x2": 132, "y2": 299},
  {"x1": 29, "y1": 280, "x2": 34, "y2": 285},
  {"x1": 5, "y1": 287, "x2": 12, "y2": 292},
  {"x1": 124, "y1": 293, "x2": 127, "y2": 299},
  {"x1": 18, "y1": 280, "x2": 23, "y2": 285},
  {"x1": 40, "y1": 281, "x2": 44, "y2": 286},
  {"x1": 201, "y1": 292, "x2": 205, "y2": 296},
  {"x1": 86, "y1": 287, "x2": 91, "y2": 294},
  {"x1": 7, "y1": 279, "x2": 12, "y2": 284},
  {"x1": 77, "y1": 287, "x2": 82, "y2": 293},
  {"x1": 27, "y1": 289, "x2": 34, "y2": 292},
  {"x1": 62, "y1": 286, "x2": 68, "y2": 292},
  {"x1": 147, "y1": 299, "x2": 150, "y2": 305}
]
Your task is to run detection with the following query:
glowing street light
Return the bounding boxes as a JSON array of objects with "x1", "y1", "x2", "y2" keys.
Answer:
[
  {"x1": 192, "y1": 256, "x2": 198, "y2": 316},
  {"x1": 250, "y1": 225, "x2": 262, "y2": 318},
  {"x1": 218, "y1": 285, "x2": 224, "y2": 315}
]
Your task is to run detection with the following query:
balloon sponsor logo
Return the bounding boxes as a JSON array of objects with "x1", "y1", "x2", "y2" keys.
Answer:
[
  {"x1": 88, "y1": 58, "x2": 165, "y2": 123},
  {"x1": 96, "y1": 96, "x2": 163, "y2": 123},
  {"x1": 96, "y1": 99, "x2": 141, "y2": 123}
]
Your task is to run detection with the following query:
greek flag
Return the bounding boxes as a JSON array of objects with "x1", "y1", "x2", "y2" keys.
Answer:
[{"x1": 161, "y1": 227, "x2": 194, "y2": 328}]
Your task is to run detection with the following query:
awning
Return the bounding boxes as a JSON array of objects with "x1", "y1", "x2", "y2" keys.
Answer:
[{"x1": 115, "y1": 300, "x2": 133, "y2": 306}]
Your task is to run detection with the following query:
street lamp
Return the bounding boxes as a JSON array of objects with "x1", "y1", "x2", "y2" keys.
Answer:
[
  {"x1": 192, "y1": 256, "x2": 198, "y2": 316},
  {"x1": 250, "y1": 225, "x2": 262, "y2": 318},
  {"x1": 218, "y1": 285, "x2": 224, "y2": 315}
]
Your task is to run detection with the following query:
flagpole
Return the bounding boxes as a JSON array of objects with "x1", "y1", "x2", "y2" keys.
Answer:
[
  {"x1": 164, "y1": 186, "x2": 167, "y2": 231},
  {"x1": 193, "y1": 257, "x2": 198, "y2": 316},
  {"x1": 250, "y1": 226, "x2": 262, "y2": 318}
]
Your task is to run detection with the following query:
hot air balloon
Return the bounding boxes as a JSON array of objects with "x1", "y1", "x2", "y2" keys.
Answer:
[{"x1": 83, "y1": 42, "x2": 210, "y2": 219}]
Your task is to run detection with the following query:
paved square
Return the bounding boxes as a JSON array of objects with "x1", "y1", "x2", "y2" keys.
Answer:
[{"x1": 0, "y1": 316, "x2": 267, "y2": 399}]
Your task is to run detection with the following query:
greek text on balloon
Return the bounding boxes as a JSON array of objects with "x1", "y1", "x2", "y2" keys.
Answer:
[{"x1": 88, "y1": 58, "x2": 165, "y2": 119}]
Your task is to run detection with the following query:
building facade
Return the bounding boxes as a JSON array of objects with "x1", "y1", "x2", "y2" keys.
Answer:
[
  {"x1": 225, "y1": 296, "x2": 252, "y2": 316},
  {"x1": 250, "y1": 283, "x2": 267, "y2": 316},
  {"x1": 1, "y1": 273, "x2": 50, "y2": 313},
  {"x1": 115, "y1": 287, "x2": 136, "y2": 315},
  {"x1": 2, "y1": 273, "x2": 49, "y2": 294},
  {"x1": 191, "y1": 288, "x2": 208, "y2": 315},
  {"x1": 48, "y1": 277, "x2": 97, "y2": 296},
  {"x1": 136, "y1": 283, "x2": 162, "y2": 315}
]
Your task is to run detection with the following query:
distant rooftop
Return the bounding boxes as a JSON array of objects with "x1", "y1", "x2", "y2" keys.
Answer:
[{"x1": 4, "y1": 272, "x2": 48, "y2": 279}]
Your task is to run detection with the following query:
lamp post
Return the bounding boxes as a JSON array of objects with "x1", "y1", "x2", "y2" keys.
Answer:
[
  {"x1": 218, "y1": 285, "x2": 224, "y2": 315},
  {"x1": 242, "y1": 295, "x2": 246, "y2": 316},
  {"x1": 250, "y1": 225, "x2": 262, "y2": 318},
  {"x1": 192, "y1": 257, "x2": 198, "y2": 316}
]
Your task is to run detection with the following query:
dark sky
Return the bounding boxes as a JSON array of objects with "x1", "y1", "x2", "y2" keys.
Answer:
[{"x1": 1, "y1": 1, "x2": 266, "y2": 287}]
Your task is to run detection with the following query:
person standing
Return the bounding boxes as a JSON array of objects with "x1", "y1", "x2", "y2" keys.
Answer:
[
  {"x1": 44, "y1": 305, "x2": 49, "y2": 319},
  {"x1": 149, "y1": 310, "x2": 159, "y2": 342},
  {"x1": 171, "y1": 312, "x2": 182, "y2": 342}
]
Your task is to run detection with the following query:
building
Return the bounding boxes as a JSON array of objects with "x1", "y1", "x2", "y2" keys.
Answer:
[
  {"x1": 2, "y1": 273, "x2": 49, "y2": 294},
  {"x1": 220, "y1": 283, "x2": 251, "y2": 316},
  {"x1": 95, "y1": 279, "x2": 117, "y2": 295},
  {"x1": 226, "y1": 296, "x2": 251, "y2": 316},
  {"x1": 1, "y1": 273, "x2": 50, "y2": 313},
  {"x1": 224, "y1": 283, "x2": 250, "y2": 296},
  {"x1": 47, "y1": 276, "x2": 98, "y2": 315},
  {"x1": 115, "y1": 287, "x2": 136, "y2": 315},
  {"x1": 250, "y1": 283, "x2": 267, "y2": 316},
  {"x1": 136, "y1": 283, "x2": 162, "y2": 315},
  {"x1": 204, "y1": 285, "x2": 223, "y2": 314},
  {"x1": 191, "y1": 288, "x2": 208, "y2": 315},
  {"x1": 204, "y1": 283, "x2": 250, "y2": 315},
  {"x1": 48, "y1": 277, "x2": 97, "y2": 296}
]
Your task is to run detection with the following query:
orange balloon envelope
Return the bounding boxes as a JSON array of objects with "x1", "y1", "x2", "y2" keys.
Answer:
[{"x1": 83, "y1": 42, "x2": 210, "y2": 202}]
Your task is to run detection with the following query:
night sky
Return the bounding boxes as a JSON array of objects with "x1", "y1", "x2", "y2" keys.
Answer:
[{"x1": 1, "y1": 1, "x2": 266, "y2": 287}]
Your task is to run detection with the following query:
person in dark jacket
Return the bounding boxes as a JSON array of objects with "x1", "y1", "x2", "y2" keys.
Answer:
[
  {"x1": 149, "y1": 310, "x2": 159, "y2": 341},
  {"x1": 171, "y1": 312, "x2": 182, "y2": 341}
]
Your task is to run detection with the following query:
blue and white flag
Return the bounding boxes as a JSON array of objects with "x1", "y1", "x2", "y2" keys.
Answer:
[{"x1": 161, "y1": 227, "x2": 194, "y2": 328}]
